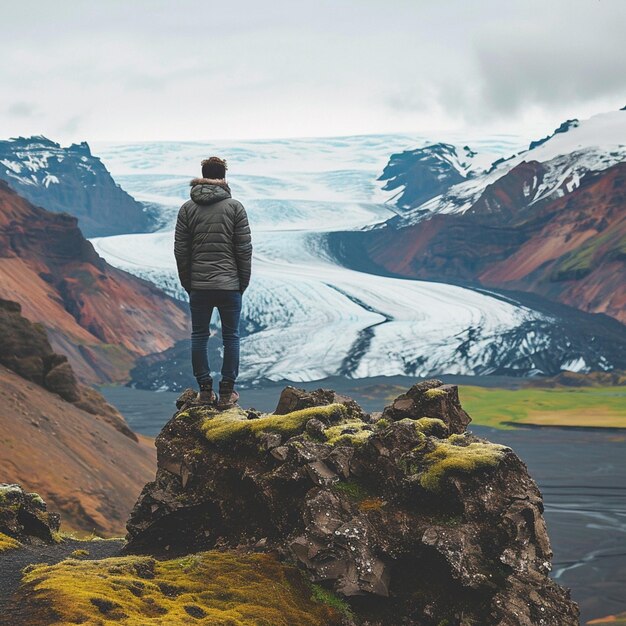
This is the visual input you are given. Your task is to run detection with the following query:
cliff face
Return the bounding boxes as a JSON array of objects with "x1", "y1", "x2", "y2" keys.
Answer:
[
  {"x1": 0, "y1": 136, "x2": 155, "y2": 237},
  {"x1": 0, "y1": 181, "x2": 188, "y2": 382},
  {"x1": 124, "y1": 382, "x2": 579, "y2": 625},
  {"x1": 0, "y1": 297, "x2": 156, "y2": 534}
]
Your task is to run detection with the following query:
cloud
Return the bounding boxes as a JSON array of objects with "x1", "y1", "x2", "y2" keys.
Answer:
[
  {"x1": 6, "y1": 102, "x2": 37, "y2": 117},
  {"x1": 0, "y1": 0, "x2": 624, "y2": 142}
]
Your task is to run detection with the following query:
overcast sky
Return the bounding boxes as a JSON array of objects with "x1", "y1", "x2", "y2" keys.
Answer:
[{"x1": 1, "y1": 0, "x2": 624, "y2": 144}]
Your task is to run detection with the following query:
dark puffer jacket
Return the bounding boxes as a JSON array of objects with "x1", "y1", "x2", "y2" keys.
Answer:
[{"x1": 174, "y1": 178, "x2": 252, "y2": 293}]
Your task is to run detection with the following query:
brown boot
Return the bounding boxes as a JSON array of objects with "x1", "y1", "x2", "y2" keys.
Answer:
[
  {"x1": 217, "y1": 380, "x2": 239, "y2": 410},
  {"x1": 195, "y1": 381, "x2": 217, "y2": 407}
]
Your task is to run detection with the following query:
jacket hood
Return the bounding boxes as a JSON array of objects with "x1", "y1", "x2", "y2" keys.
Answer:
[{"x1": 190, "y1": 178, "x2": 231, "y2": 205}]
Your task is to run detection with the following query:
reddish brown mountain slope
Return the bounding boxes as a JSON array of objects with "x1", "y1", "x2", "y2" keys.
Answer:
[
  {"x1": 0, "y1": 181, "x2": 188, "y2": 382},
  {"x1": 0, "y1": 297, "x2": 156, "y2": 535},
  {"x1": 349, "y1": 162, "x2": 626, "y2": 323},
  {"x1": 0, "y1": 364, "x2": 156, "y2": 535}
]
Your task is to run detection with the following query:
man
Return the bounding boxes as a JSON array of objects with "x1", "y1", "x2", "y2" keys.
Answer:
[{"x1": 174, "y1": 156, "x2": 252, "y2": 409}]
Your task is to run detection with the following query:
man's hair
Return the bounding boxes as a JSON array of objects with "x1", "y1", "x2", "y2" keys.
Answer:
[{"x1": 201, "y1": 156, "x2": 228, "y2": 179}]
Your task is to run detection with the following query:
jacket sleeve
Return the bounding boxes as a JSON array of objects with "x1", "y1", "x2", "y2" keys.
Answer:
[
  {"x1": 233, "y1": 202, "x2": 253, "y2": 292},
  {"x1": 174, "y1": 204, "x2": 192, "y2": 293}
]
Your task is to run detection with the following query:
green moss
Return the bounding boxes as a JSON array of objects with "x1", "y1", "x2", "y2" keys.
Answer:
[
  {"x1": 333, "y1": 480, "x2": 372, "y2": 502},
  {"x1": 324, "y1": 420, "x2": 372, "y2": 446},
  {"x1": 310, "y1": 584, "x2": 355, "y2": 620},
  {"x1": 17, "y1": 550, "x2": 342, "y2": 625},
  {"x1": 374, "y1": 418, "x2": 390, "y2": 429},
  {"x1": 27, "y1": 492, "x2": 46, "y2": 506},
  {"x1": 424, "y1": 388, "x2": 447, "y2": 400},
  {"x1": 200, "y1": 404, "x2": 347, "y2": 444},
  {"x1": 420, "y1": 440, "x2": 508, "y2": 491},
  {"x1": 358, "y1": 498, "x2": 385, "y2": 512},
  {"x1": 0, "y1": 531, "x2": 21, "y2": 552}
]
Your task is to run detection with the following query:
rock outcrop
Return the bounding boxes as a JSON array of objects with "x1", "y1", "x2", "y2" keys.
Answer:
[
  {"x1": 0, "y1": 483, "x2": 59, "y2": 545},
  {"x1": 125, "y1": 381, "x2": 579, "y2": 625}
]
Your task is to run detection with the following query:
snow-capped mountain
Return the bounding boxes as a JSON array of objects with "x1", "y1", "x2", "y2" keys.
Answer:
[
  {"x1": 376, "y1": 142, "x2": 495, "y2": 211},
  {"x1": 0, "y1": 136, "x2": 155, "y2": 237},
  {"x1": 330, "y1": 108, "x2": 626, "y2": 325},
  {"x1": 386, "y1": 109, "x2": 626, "y2": 226},
  {"x1": 85, "y1": 129, "x2": 626, "y2": 388}
]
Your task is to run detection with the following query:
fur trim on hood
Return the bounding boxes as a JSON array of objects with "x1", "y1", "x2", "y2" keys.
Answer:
[{"x1": 190, "y1": 177, "x2": 230, "y2": 189}]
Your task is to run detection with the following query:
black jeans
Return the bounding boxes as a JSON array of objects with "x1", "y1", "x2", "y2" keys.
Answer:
[{"x1": 189, "y1": 289, "x2": 242, "y2": 387}]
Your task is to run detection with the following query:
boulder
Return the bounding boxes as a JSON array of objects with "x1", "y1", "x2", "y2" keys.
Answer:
[
  {"x1": 274, "y1": 385, "x2": 367, "y2": 421},
  {"x1": 124, "y1": 384, "x2": 578, "y2": 625},
  {"x1": 0, "y1": 483, "x2": 60, "y2": 544},
  {"x1": 381, "y1": 378, "x2": 471, "y2": 434}
]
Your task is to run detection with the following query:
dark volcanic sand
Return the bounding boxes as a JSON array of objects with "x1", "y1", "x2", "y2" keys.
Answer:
[{"x1": 101, "y1": 379, "x2": 626, "y2": 624}]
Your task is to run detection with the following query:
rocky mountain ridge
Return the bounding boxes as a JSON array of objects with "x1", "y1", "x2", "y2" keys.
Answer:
[{"x1": 0, "y1": 135, "x2": 156, "y2": 237}]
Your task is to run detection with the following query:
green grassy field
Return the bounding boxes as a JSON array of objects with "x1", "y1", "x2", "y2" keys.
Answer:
[{"x1": 458, "y1": 385, "x2": 626, "y2": 429}]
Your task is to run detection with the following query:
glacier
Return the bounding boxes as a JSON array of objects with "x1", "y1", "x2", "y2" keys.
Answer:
[{"x1": 88, "y1": 132, "x2": 594, "y2": 384}]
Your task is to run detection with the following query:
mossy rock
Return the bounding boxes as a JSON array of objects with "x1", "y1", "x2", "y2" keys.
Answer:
[
  {"x1": 420, "y1": 440, "x2": 509, "y2": 491},
  {"x1": 323, "y1": 419, "x2": 373, "y2": 446},
  {"x1": 0, "y1": 531, "x2": 21, "y2": 552},
  {"x1": 200, "y1": 403, "x2": 348, "y2": 444}
]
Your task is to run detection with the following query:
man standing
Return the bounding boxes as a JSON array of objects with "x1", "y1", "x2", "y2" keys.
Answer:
[{"x1": 174, "y1": 156, "x2": 252, "y2": 409}]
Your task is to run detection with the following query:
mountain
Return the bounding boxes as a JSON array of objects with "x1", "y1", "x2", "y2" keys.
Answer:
[
  {"x1": 333, "y1": 109, "x2": 626, "y2": 324},
  {"x1": 0, "y1": 136, "x2": 156, "y2": 237},
  {"x1": 0, "y1": 180, "x2": 188, "y2": 382},
  {"x1": 86, "y1": 133, "x2": 626, "y2": 384},
  {"x1": 0, "y1": 297, "x2": 156, "y2": 535},
  {"x1": 377, "y1": 142, "x2": 492, "y2": 210}
]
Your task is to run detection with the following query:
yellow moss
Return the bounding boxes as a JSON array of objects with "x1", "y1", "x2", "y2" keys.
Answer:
[
  {"x1": 324, "y1": 420, "x2": 372, "y2": 446},
  {"x1": 448, "y1": 433, "x2": 466, "y2": 444},
  {"x1": 201, "y1": 404, "x2": 347, "y2": 444},
  {"x1": 414, "y1": 417, "x2": 447, "y2": 435},
  {"x1": 420, "y1": 440, "x2": 508, "y2": 491},
  {"x1": 70, "y1": 549, "x2": 90, "y2": 558},
  {"x1": 424, "y1": 388, "x2": 447, "y2": 400},
  {"x1": 0, "y1": 531, "x2": 21, "y2": 552},
  {"x1": 18, "y1": 550, "x2": 342, "y2": 625}
]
